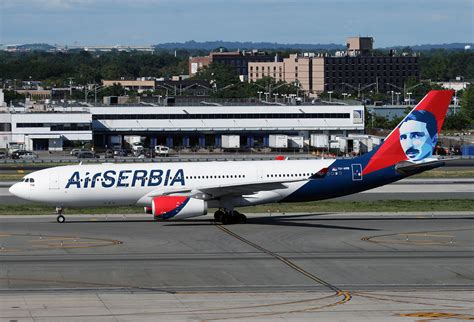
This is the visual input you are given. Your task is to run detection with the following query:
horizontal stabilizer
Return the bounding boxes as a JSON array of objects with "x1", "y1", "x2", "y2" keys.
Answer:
[{"x1": 395, "y1": 159, "x2": 445, "y2": 176}]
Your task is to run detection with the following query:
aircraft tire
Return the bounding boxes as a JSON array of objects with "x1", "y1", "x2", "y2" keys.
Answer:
[
  {"x1": 57, "y1": 215, "x2": 65, "y2": 223},
  {"x1": 221, "y1": 214, "x2": 231, "y2": 225},
  {"x1": 214, "y1": 210, "x2": 224, "y2": 222}
]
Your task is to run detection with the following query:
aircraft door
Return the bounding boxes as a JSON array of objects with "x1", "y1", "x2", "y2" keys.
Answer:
[
  {"x1": 49, "y1": 171, "x2": 60, "y2": 190},
  {"x1": 351, "y1": 164, "x2": 363, "y2": 181}
]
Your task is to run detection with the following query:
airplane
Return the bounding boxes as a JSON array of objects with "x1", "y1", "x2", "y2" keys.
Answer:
[{"x1": 9, "y1": 90, "x2": 454, "y2": 224}]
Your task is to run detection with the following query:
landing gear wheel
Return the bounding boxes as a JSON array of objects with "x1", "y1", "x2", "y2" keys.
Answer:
[
  {"x1": 214, "y1": 210, "x2": 225, "y2": 222},
  {"x1": 232, "y1": 211, "x2": 247, "y2": 224},
  {"x1": 221, "y1": 214, "x2": 231, "y2": 225},
  {"x1": 57, "y1": 215, "x2": 65, "y2": 223}
]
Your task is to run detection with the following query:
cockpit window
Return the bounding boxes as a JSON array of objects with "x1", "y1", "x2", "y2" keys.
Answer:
[{"x1": 30, "y1": 178, "x2": 35, "y2": 183}]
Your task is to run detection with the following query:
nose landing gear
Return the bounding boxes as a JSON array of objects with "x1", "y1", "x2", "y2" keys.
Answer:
[
  {"x1": 56, "y1": 207, "x2": 65, "y2": 223},
  {"x1": 214, "y1": 209, "x2": 247, "y2": 225}
]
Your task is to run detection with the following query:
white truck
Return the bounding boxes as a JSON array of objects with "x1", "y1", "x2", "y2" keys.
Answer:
[
  {"x1": 154, "y1": 145, "x2": 170, "y2": 157},
  {"x1": 221, "y1": 135, "x2": 240, "y2": 149},
  {"x1": 288, "y1": 136, "x2": 304, "y2": 149},
  {"x1": 269, "y1": 135, "x2": 288, "y2": 149},
  {"x1": 310, "y1": 134, "x2": 329, "y2": 148}
]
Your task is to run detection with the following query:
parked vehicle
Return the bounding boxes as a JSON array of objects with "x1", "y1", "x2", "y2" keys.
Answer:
[
  {"x1": 154, "y1": 145, "x2": 169, "y2": 157},
  {"x1": 132, "y1": 142, "x2": 144, "y2": 153},
  {"x1": 141, "y1": 149, "x2": 155, "y2": 158},
  {"x1": 111, "y1": 143, "x2": 122, "y2": 150},
  {"x1": 0, "y1": 151, "x2": 6, "y2": 159},
  {"x1": 19, "y1": 152, "x2": 38, "y2": 160},
  {"x1": 113, "y1": 149, "x2": 128, "y2": 157},
  {"x1": 11, "y1": 150, "x2": 32, "y2": 160},
  {"x1": 70, "y1": 148, "x2": 89, "y2": 156},
  {"x1": 104, "y1": 149, "x2": 114, "y2": 158},
  {"x1": 77, "y1": 151, "x2": 99, "y2": 159}
]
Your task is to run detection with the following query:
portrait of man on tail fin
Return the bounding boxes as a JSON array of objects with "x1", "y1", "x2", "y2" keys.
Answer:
[{"x1": 399, "y1": 110, "x2": 438, "y2": 162}]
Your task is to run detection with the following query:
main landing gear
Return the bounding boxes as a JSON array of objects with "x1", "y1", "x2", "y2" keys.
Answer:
[
  {"x1": 56, "y1": 206, "x2": 65, "y2": 223},
  {"x1": 214, "y1": 209, "x2": 247, "y2": 225}
]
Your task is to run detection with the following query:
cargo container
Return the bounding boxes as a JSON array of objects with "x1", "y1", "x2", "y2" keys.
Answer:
[
  {"x1": 124, "y1": 135, "x2": 142, "y2": 146},
  {"x1": 461, "y1": 145, "x2": 474, "y2": 156},
  {"x1": 288, "y1": 136, "x2": 304, "y2": 148},
  {"x1": 269, "y1": 135, "x2": 288, "y2": 148},
  {"x1": 108, "y1": 135, "x2": 122, "y2": 149},
  {"x1": 221, "y1": 135, "x2": 240, "y2": 149},
  {"x1": 370, "y1": 136, "x2": 384, "y2": 146},
  {"x1": 338, "y1": 137, "x2": 360, "y2": 154},
  {"x1": 310, "y1": 134, "x2": 329, "y2": 148}
]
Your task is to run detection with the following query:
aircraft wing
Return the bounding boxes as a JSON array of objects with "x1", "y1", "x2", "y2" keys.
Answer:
[{"x1": 139, "y1": 178, "x2": 304, "y2": 202}]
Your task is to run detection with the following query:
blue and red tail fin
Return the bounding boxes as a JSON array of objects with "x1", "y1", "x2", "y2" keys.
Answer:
[{"x1": 363, "y1": 90, "x2": 454, "y2": 175}]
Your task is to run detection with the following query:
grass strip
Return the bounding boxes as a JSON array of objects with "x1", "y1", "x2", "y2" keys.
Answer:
[
  {"x1": 412, "y1": 169, "x2": 474, "y2": 178},
  {"x1": 1, "y1": 199, "x2": 472, "y2": 216}
]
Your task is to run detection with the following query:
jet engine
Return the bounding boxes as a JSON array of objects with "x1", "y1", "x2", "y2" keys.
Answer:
[{"x1": 151, "y1": 196, "x2": 207, "y2": 220}]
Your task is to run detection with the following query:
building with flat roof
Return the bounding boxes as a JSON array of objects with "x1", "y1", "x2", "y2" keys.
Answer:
[
  {"x1": 0, "y1": 103, "x2": 364, "y2": 150},
  {"x1": 0, "y1": 111, "x2": 92, "y2": 151},
  {"x1": 248, "y1": 37, "x2": 419, "y2": 95},
  {"x1": 102, "y1": 80, "x2": 156, "y2": 92},
  {"x1": 102, "y1": 79, "x2": 213, "y2": 97},
  {"x1": 189, "y1": 50, "x2": 278, "y2": 79},
  {"x1": 346, "y1": 36, "x2": 374, "y2": 56}
]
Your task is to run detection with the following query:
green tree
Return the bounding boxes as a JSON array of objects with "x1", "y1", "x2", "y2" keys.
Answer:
[
  {"x1": 99, "y1": 83, "x2": 126, "y2": 98},
  {"x1": 3, "y1": 90, "x2": 25, "y2": 104},
  {"x1": 193, "y1": 63, "x2": 240, "y2": 90},
  {"x1": 444, "y1": 113, "x2": 471, "y2": 130},
  {"x1": 461, "y1": 85, "x2": 474, "y2": 123}
]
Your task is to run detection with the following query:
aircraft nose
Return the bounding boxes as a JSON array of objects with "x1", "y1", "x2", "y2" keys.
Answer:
[{"x1": 9, "y1": 182, "x2": 25, "y2": 199}]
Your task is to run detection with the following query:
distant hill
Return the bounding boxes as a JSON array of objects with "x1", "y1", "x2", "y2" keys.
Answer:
[
  {"x1": 154, "y1": 40, "x2": 345, "y2": 51},
  {"x1": 1, "y1": 41, "x2": 472, "y2": 52},
  {"x1": 12, "y1": 43, "x2": 56, "y2": 51},
  {"x1": 407, "y1": 43, "x2": 472, "y2": 51},
  {"x1": 154, "y1": 41, "x2": 473, "y2": 51}
]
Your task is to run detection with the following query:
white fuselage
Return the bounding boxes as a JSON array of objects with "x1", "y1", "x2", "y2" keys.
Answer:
[{"x1": 10, "y1": 159, "x2": 335, "y2": 208}]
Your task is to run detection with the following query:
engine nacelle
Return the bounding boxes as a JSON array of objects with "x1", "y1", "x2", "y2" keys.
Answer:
[
  {"x1": 151, "y1": 196, "x2": 207, "y2": 220},
  {"x1": 144, "y1": 206, "x2": 152, "y2": 214}
]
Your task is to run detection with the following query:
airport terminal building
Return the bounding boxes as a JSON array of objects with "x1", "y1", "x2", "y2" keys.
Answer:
[{"x1": 0, "y1": 104, "x2": 364, "y2": 151}]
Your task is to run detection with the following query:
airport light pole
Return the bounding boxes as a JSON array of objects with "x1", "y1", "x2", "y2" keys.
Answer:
[
  {"x1": 264, "y1": 92, "x2": 269, "y2": 102},
  {"x1": 257, "y1": 91, "x2": 263, "y2": 101},
  {"x1": 273, "y1": 93, "x2": 279, "y2": 102},
  {"x1": 407, "y1": 92, "x2": 412, "y2": 105},
  {"x1": 341, "y1": 82, "x2": 376, "y2": 98},
  {"x1": 327, "y1": 91, "x2": 333, "y2": 102},
  {"x1": 387, "y1": 82, "x2": 423, "y2": 104},
  {"x1": 68, "y1": 77, "x2": 74, "y2": 97},
  {"x1": 342, "y1": 92, "x2": 348, "y2": 100},
  {"x1": 395, "y1": 92, "x2": 401, "y2": 105}
]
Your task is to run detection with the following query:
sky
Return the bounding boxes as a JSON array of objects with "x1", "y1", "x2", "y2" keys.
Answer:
[{"x1": 1, "y1": 0, "x2": 473, "y2": 47}]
